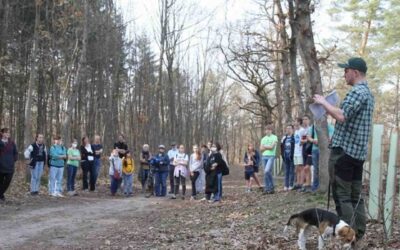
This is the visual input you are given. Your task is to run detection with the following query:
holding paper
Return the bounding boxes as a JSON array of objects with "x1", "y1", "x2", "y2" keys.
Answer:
[{"x1": 309, "y1": 90, "x2": 339, "y2": 119}]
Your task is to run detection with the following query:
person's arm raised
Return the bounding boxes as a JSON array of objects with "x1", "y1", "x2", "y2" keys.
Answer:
[{"x1": 313, "y1": 94, "x2": 345, "y2": 122}]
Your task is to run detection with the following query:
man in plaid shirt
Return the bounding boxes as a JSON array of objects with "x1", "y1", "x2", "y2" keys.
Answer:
[{"x1": 313, "y1": 57, "x2": 374, "y2": 243}]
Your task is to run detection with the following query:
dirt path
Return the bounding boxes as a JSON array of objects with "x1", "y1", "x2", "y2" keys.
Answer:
[
  {"x1": 0, "y1": 195, "x2": 158, "y2": 249},
  {"x1": 0, "y1": 166, "x2": 398, "y2": 250}
]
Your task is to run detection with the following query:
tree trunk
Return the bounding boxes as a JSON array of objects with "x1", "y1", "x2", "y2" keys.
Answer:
[
  {"x1": 24, "y1": 1, "x2": 41, "y2": 147},
  {"x1": 275, "y1": 0, "x2": 293, "y2": 124},
  {"x1": 288, "y1": 0, "x2": 305, "y2": 115},
  {"x1": 62, "y1": 0, "x2": 88, "y2": 147},
  {"x1": 295, "y1": 0, "x2": 329, "y2": 193}
]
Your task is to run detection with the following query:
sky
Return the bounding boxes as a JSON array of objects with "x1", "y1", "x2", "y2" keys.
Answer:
[
  {"x1": 116, "y1": 0, "x2": 336, "y2": 40},
  {"x1": 115, "y1": 0, "x2": 341, "y2": 88}
]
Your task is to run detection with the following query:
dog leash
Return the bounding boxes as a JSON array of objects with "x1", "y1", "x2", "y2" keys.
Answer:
[{"x1": 327, "y1": 181, "x2": 331, "y2": 211}]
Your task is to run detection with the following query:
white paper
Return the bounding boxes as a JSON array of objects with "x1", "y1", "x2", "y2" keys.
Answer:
[{"x1": 309, "y1": 90, "x2": 339, "y2": 120}]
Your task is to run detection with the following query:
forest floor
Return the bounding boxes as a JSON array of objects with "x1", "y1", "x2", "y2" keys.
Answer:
[{"x1": 0, "y1": 164, "x2": 399, "y2": 250}]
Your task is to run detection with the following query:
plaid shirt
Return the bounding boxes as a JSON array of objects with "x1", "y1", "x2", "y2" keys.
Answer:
[{"x1": 331, "y1": 81, "x2": 374, "y2": 160}]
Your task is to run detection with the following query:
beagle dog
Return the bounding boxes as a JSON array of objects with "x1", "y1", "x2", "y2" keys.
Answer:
[{"x1": 283, "y1": 208, "x2": 356, "y2": 250}]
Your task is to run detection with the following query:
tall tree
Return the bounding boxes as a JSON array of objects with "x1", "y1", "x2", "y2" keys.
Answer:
[
  {"x1": 295, "y1": 0, "x2": 330, "y2": 192},
  {"x1": 24, "y1": 0, "x2": 41, "y2": 147}
]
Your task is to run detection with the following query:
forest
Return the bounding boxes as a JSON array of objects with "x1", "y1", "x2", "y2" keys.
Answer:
[
  {"x1": 1, "y1": 0, "x2": 400, "y2": 249},
  {"x1": 1, "y1": 0, "x2": 399, "y2": 162}
]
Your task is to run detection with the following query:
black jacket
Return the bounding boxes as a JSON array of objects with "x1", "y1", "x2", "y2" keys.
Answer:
[
  {"x1": 80, "y1": 144, "x2": 95, "y2": 162},
  {"x1": 0, "y1": 139, "x2": 18, "y2": 173},
  {"x1": 204, "y1": 152, "x2": 224, "y2": 174}
]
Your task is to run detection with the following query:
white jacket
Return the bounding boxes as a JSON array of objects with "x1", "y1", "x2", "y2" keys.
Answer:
[{"x1": 109, "y1": 156, "x2": 122, "y2": 176}]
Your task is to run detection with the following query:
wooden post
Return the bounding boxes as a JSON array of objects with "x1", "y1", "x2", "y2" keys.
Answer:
[
  {"x1": 368, "y1": 124, "x2": 384, "y2": 220},
  {"x1": 384, "y1": 130, "x2": 398, "y2": 238}
]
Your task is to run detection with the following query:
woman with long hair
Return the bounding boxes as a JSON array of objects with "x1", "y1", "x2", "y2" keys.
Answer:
[
  {"x1": 80, "y1": 136, "x2": 96, "y2": 192},
  {"x1": 243, "y1": 143, "x2": 261, "y2": 192},
  {"x1": 189, "y1": 145, "x2": 203, "y2": 200}
]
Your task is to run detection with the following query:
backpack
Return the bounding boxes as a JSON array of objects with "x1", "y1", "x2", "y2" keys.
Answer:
[
  {"x1": 221, "y1": 159, "x2": 229, "y2": 176},
  {"x1": 221, "y1": 153, "x2": 230, "y2": 176},
  {"x1": 303, "y1": 126, "x2": 315, "y2": 156},
  {"x1": 112, "y1": 159, "x2": 121, "y2": 180}
]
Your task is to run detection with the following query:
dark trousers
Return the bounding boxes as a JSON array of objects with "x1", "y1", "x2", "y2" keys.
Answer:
[
  {"x1": 67, "y1": 165, "x2": 78, "y2": 191},
  {"x1": 329, "y1": 147, "x2": 366, "y2": 239},
  {"x1": 110, "y1": 175, "x2": 122, "y2": 194},
  {"x1": 141, "y1": 168, "x2": 149, "y2": 188},
  {"x1": 174, "y1": 175, "x2": 186, "y2": 196},
  {"x1": 154, "y1": 171, "x2": 168, "y2": 196},
  {"x1": 82, "y1": 161, "x2": 96, "y2": 191},
  {"x1": 190, "y1": 171, "x2": 200, "y2": 196},
  {"x1": 169, "y1": 165, "x2": 175, "y2": 193},
  {"x1": 0, "y1": 172, "x2": 13, "y2": 199},
  {"x1": 93, "y1": 158, "x2": 101, "y2": 186}
]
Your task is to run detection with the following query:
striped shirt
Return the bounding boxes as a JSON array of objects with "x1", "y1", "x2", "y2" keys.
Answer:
[{"x1": 331, "y1": 81, "x2": 374, "y2": 160}]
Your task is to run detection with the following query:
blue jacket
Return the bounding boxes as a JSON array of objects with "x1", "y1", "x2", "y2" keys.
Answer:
[
  {"x1": 49, "y1": 145, "x2": 67, "y2": 168},
  {"x1": 150, "y1": 153, "x2": 170, "y2": 172}
]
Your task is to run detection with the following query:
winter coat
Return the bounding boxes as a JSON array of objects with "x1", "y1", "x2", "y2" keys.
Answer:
[{"x1": 0, "y1": 139, "x2": 18, "y2": 173}]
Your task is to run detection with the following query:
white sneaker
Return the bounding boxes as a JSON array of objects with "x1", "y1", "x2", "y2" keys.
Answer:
[
  {"x1": 288, "y1": 186, "x2": 294, "y2": 191},
  {"x1": 200, "y1": 197, "x2": 207, "y2": 201},
  {"x1": 55, "y1": 192, "x2": 64, "y2": 198},
  {"x1": 283, "y1": 187, "x2": 288, "y2": 191},
  {"x1": 50, "y1": 193, "x2": 58, "y2": 197}
]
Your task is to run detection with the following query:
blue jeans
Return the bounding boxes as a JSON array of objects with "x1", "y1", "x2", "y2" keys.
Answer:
[
  {"x1": 67, "y1": 165, "x2": 78, "y2": 191},
  {"x1": 123, "y1": 173, "x2": 133, "y2": 194},
  {"x1": 48, "y1": 166, "x2": 64, "y2": 194},
  {"x1": 263, "y1": 156, "x2": 275, "y2": 192},
  {"x1": 110, "y1": 175, "x2": 122, "y2": 194},
  {"x1": 312, "y1": 149, "x2": 320, "y2": 191},
  {"x1": 30, "y1": 161, "x2": 44, "y2": 192},
  {"x1": 154, "y1": 171, "x2": 168, "y2": 196},
  {"x1": 141, "y1": 168, "x2": 149, "y2": 188},
  {"x1": 283, "y1": 157, "x2": 295, "y2": 188},
  {"x1": 214, "y1": 173, "x2": 223, "y2": 201},
  {"x1": 94, "y1": 158, "x2": 101, "y2": 184}
]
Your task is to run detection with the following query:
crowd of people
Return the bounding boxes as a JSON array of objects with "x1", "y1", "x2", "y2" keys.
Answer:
[
  {"x1": 0, "y1": 116, "x2": 332, "y2": 203},
  {"x1": 241, "y1": 118, "x2": 334, "y2": 195},
  {"x1": 0, "y1": 131, "x2": 230, "y2": 203}
]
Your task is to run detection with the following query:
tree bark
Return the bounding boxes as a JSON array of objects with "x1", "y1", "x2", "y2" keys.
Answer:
[
  {"x1": 275, "y1": 0, "x2": 293, "y2": 124},
  {"x1": 288, "y1": 0, "x2": 305, "y2": 115},
  {"x1": 295, "y1": 0, "x2": 330, "y2": 192},
  {"x1": 62, "y1": 0, "x2": 88, "y2": 147},
  {"x1": 24, "y1": 0, "x2": 41, "y2": 147}
]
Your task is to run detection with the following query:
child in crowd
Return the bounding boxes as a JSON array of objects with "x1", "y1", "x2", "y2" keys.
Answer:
[
  {"x1": 66, "y1": 139, "x2": 81, "y2": 196},
  {"x1": 122, "y1": 151, "x2": 135, "y2": 197},
  {"x1": 109, "y1": 149, "x2": 122, "y2": 196},
  {"x1": 172, "y1": 145, "x2": 189, "y2": 200},
  {"x1": 243, "y1": 144, "x2": 260, "y2": 193}
]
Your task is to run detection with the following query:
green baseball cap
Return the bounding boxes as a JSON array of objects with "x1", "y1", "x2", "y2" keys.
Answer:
[{"x1": 338, "y1": 57, "x2": 367, "y2": 73}]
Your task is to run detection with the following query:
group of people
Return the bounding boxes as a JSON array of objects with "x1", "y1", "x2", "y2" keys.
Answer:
[
  {"x1": 24, "y1": 134, "x2": 107, "y2": 197},
  {"x1": 245, "y1": 57, "x2": 374, "y2": 246},
  {"x1": 0, "y1": 130, "x2": 229, "y2": 203},
  {"x1": 137, "y1": 141, "x2": 229, "y2": 203},
  {"x1": 241, "y1": 119, "x2": 333, "y2": 195}
]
